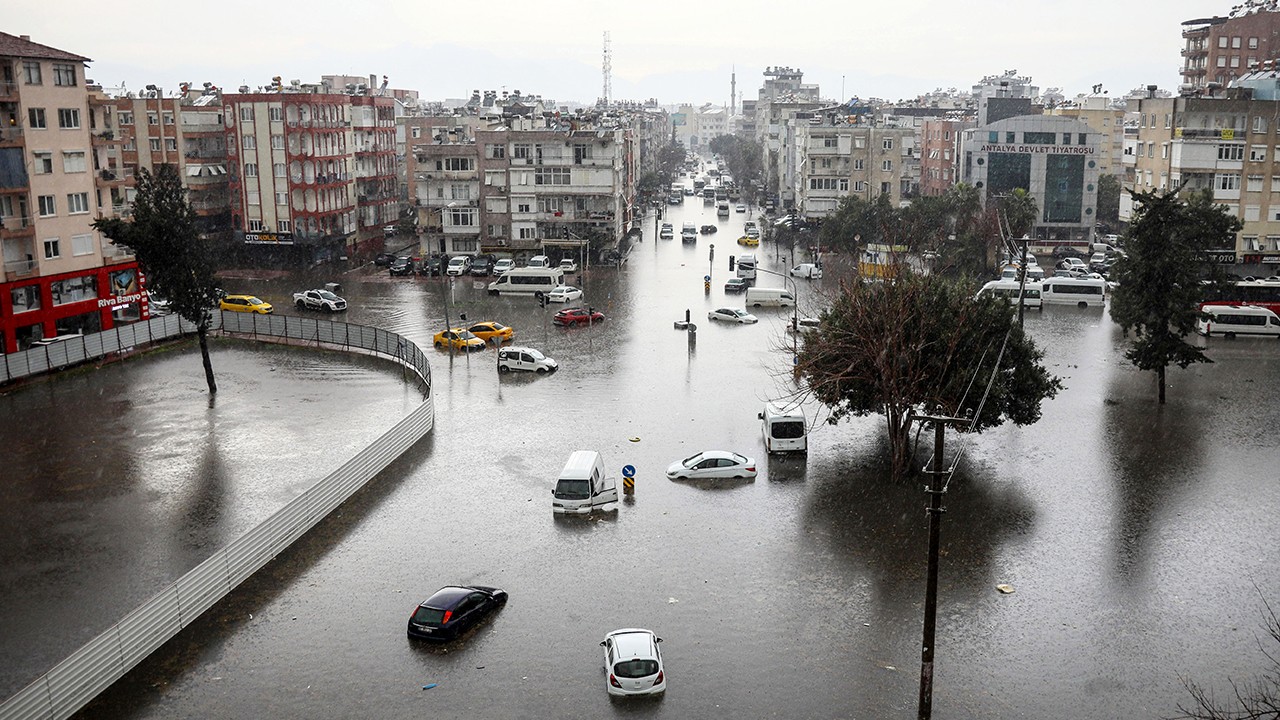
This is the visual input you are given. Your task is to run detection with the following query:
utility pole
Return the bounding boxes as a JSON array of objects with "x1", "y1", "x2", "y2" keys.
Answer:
[
  {"x1": 916, "y1": 413, "x2": 967, "y2": 720},
  {"x1": 1016, "y1": 234, "x2": 1029, "y2": 328}
]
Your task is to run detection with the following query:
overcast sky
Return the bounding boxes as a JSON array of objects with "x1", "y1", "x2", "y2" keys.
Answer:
[{"x1": 11, "y1": 0, "x2": 1228, "y2": 105}]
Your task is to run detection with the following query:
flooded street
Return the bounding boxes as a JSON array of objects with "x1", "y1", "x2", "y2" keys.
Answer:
[{"x1": 5, "y1": 192, "x2": 1279, "y2": 719}]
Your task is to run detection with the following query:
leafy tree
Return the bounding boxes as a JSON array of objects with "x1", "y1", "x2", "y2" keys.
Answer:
[
  {"x1": 1110, "y1": 188, "x2": 1239, "y2": 404},
  {"x1": 1096, "y1": 174, "x2": 1121, "y2": 226},
  {"x1": 797, "y1": 274, "x2": 1061, "y2": 479},
  {"x1": 1000, "y1": 188, "x2": 1039, "y2": 239},
  {"x1": 708, "y1": 134, "x2": 764, "y2": 201},
  {"x1": 94, "y1": 165, "x2": 221, "y2": 394},
  {"x1": 654, "y1": 143, "x2": 686, "y2": 184}
]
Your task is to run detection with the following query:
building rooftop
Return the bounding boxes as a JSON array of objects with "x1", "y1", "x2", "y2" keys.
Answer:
[{"x1": 0, "y1": 31, "x2": 90, "y2": 62}]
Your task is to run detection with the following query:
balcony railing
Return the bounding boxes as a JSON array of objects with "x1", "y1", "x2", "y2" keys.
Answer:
[
  {"x1": 4, "y1": 258, "x2": 36, "y2": 278},
  {"x1": 0, "y1": 124, "x2": 23, "y2": 144}
]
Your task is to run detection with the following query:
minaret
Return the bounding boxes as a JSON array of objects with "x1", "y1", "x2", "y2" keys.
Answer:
[{"x1": 730, "y1": 66, "x2": 737, "y2": 115}]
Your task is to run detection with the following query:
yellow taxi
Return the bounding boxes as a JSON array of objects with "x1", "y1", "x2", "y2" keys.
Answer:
[
  {"x1": 219, "y1": 295, "x2": 274, "y2": 314},
  {"x1": 466, "y1": 321, "x2": 515, "y2": 344},
  {"x1": 737, "y1": 235, "x2": 760, "y2": 247},
  {"x1": 432, "y1": 328, "x2": 486, "y2": 352}
]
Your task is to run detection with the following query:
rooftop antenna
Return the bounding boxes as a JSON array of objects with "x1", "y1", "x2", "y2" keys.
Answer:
[{"x1": 602, "y1": 30, "x2": 612, "y2": 106}]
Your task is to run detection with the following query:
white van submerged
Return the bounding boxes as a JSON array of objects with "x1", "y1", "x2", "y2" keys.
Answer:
[
  {"x1": 1197, "y1": 304, "x2": 1280, "y2": 338},
  {"x1": 759, "y1": 404, "x2": 807, "y2": 454},
  {"x1": 1040, "y1": 276, "x2": 1106, "y2": 308},
  {"x1": 551, "y1": 451, "x2": 618, "y2": 514},
  {"x1": 745, "y1": 286, "x2": 796, "y2": 308},
  {"x1": 976, "y1": 280, "x2": 1042, "y2": 308},
  {"x1": 487, "y1": 267, "x2": 565, "y2": 295},
  {"x1": 736, "y1": 253, "x2": 757, "y2": 280}
]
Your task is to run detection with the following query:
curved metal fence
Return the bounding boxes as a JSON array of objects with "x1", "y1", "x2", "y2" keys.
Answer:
[{"x1": 0, "y1": 313, "x2": 434, "y2": 720}]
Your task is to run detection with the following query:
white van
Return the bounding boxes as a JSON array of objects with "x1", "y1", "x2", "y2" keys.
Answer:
[
  {"x1": 446, "y1": 255, "x2": 472, "y2": 276},
  {"x1": 681, "y1": 223, "x2": 697, "y2": 241},
  {"x1": 487, "y1": 267, "x2": 565, "y2": 295},
  {"x1": 1197, "y1": 304, "x2": 1280, "y2": 338},
  {"x1": 746, "y1": 287, "x2": 796, "y2": 308},
  {"x1": 736, "y1": 253, "x2": 757, "y2": 280},
  {"x1": 551, "y1": 451, "x2": 618, "y2": 514},
  {"x1": 976, "y1": 280, "x2": 1042, "y2": 308},
  {"x1": 759, "y1": 403, "x2": 807, "y2": 454},
  {"x1": 1041, "y1": 276, "x2": 1106, "y2": 308}
]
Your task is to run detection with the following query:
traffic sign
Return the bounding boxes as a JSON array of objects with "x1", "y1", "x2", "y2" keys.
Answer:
[
  {"x1": 622, "y1": 464, "x2": 636, "y2": 478},
  {"x1": 704, "y1": 275, "x2": 711, "y2": 282}
]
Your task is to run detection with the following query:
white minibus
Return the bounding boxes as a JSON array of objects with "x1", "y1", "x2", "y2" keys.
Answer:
[
  {"x1": 1197, "y1": 304, "x2": 1280, "y2": 338},
  {"x1": 1040, "y1": 276, "x2": 1106, "y2": 308},
  {"x1": 487, "y1": 267, "x2": 565, "y2": 295},
  {"x1": 976, "y1": 280, "x2": 1042, "y2": 308}
]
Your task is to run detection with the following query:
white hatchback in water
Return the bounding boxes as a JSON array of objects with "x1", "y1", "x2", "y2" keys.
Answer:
[{"x1": 602, "y1": 628, "x2": 665, "y2": 697}]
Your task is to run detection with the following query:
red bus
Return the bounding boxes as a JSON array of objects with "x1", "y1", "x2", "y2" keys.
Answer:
[{"x1": 1201, "y1": 279, "x2": 1280, "y2": 315}]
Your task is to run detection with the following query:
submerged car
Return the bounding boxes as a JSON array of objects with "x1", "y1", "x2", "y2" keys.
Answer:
[
  {"x1": 219, "y1": 295, "x2": 273, "y2": 314},
  {"x1": 466, "y1": 321, "x2": 514, "y2": 344},
  {"x1": 699, "y1": 225, "x2": 718, "y2": 234},
  {"x1": 665, "y1": 450, "x2": 757, "y2": 480},
  {"x1": 553, "y1": 307, "x2": 604, "y2": 327},
  {"x1": 432, "y1": 328, "x2": 486, "y2": 352},
  {"x1": 547, "y1": 285, "x2": 584, "y2": 303},
  {"x1": 497, "y1": 346, "x2": 558, "y2": 373},
  {"x1": 737, "y1": 236, "x2": 759, "y2": 247},
  {"x1": 603, "y1": 628, "x2": 666, "y2": 697},
  {"x1": 724, "y1": 278, "x2": 749, "y2": 294},
  {"x1": 790, "y1": 263, "x2": 822, "y2": 279},
  {"x1": 407, "y1": 585, "x2": 507, "y2": 641},
  {"x1": 708, "y1": 307, "x2": 758, "y2": 324}
]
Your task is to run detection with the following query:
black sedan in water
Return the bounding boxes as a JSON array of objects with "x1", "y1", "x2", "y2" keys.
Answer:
[{"x1": 407, "y1": 585, "x2": 507, "y2": 641}]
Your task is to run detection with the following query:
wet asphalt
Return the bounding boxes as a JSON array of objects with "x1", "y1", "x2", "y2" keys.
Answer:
[{"x1": 3, "y1": 187, "x2": 1279, "y2": 719}]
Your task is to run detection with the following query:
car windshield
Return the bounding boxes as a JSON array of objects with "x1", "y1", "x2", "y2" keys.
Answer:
[
  {"x1": 458, "y1": 331, "x2": 478, "y2": 340},
  {"x1": 488, "y1": 323, "x2": 507, "y2": 331},
  {"x1": 682, "y1": 453, "x2": 705, "y2": 468},
  {"x1": 318, "y1": 291, "x2": 338, "y2": 300},
  {"x1": 614, "y1": 659, "x2": 659, "y2": 679},
  {"x1": 555, "y1": 478, "x2": 590, "y2": 500},
  {"x1": 411, "y1": 606, "x2": 447, "y2": 625},
  {"x1": 247, "y1": 297, "x2": 264, "y2": 305},
  {"x1": 527, "y1": 349, "x2": 545, "y2": 360},
  {"x1": 732, "y1": 309, "x2": 747, "y2": 317}
]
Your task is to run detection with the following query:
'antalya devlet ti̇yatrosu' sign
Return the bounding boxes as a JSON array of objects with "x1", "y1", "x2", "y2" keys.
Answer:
[{"x1": 979, "y1": 144, "x2": 1095, "y2": 155}]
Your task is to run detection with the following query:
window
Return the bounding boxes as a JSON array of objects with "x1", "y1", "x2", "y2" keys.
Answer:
[
  {"x1": 1243, "y1": 235, "x2": 1261, "y2": 250},
  {"x1": 450, "y1": 184, "x2": 471, "y2": 200},
  {"x1": 33, "y1": 152, "x2": 53, "y2": 174},
  {"x1": 1232, "y1": 56, "x2": 1241, "y2": 68},
  {"x1": 1219, "y1": 144, "x2": 1245, "y2": 160},
  {"x1": 275, "y1": 192, "x2": 288, "y2": 205},
  {"x1": 839, "y1": 179, "x2": 849, "y2": 191},
  {"x1": 247, "y1": 194, "x2": 260, "y2": 206},
  {"x1": 61, "y1": 151, "x2": 86, "y2": 173},
  {"x1": 882, "y1": 159, "x2": 893, "y2": 171},
  {"x1": 271, "y1": 134, "x2": 284, "y2": 150},
  {"x1": 453, "y1": 238, "x2": 479, "y2": 253},
  {"x1": 66, "y1": 192, "x2": 89, "y2": 214},
  {"x1": 573, "y1": 144, "x2": 593, "y2": 164},
  {"x1": 1006, "y1": 132, "x2": 1016, "y2": 143},
  {"x1": 516, "y1": 202, "x2": 531, "y2": 213},
  {"x1": 854, "y1": 137, "x2": 866, "y2": 149},
  {"x1": 1217, "y1": 173, "x2": 1240, "y2": 190},
  {"x1": 1162, "y1": 143, "x2": 1169, "y2": 159},
  {"x1": 535, "y1": 167, "x2": 570, "y2": 185},
  {"x1": 518, "y1": 227, "x2": 535, "y2": 239},
  {"x1": 987, "y1": 131, "x2": 999, "y2": 144},
  {"x1": 164, "y1": 138, "x2": 177, "y2": 151},
  {"x1": 163, "y1": 112, "x2": 174, "y2": 125},
  {"x1": 118, "y1": 111, "x2": 133, "y2": 125},
  {"x1": 273, "y1": 163, "x2": 285, "y2": 177},
  {"x1": 52, "y1": 63, "x2": 76, "y2": 86},
  {"x1": 149, "y1": 139, "x2": 160, "y2": 151},
  {"x1": 11, "y1": 285, "x2": 40, "y2": 313},
  {"x1": 447, "y1": 207, "x2": 477, "y2": 226},
  {"x1": 487, "y1": 224, "x2": 506, "y2": 236},
  {"x1": 147, "y1": 112, "x2": 158, "y2": 125},
  {"x1": 1245, "y1": 206, "x2": 1261, "y2": 222},
  {"x1": 1249, "y1": 175, "x2": 1265, "y2": 191},
  {"x1": 1079, "y1": 133, "x2": 1088, "y2": 145},
  {"x1": 27, "y1": 108, "x2": 46, "y2": 129},
  {"x1": 269, "y1": 107, "x2": 282, "y2": 122},
  {"x1": 411, "y1": 127, "x2": 421, "y2": 139},
  {"x1": 1219, "y1": 36, "x2": 1228, "y2": 48},
  {"x1": 1250, "y1": 37, "x2": 1259, "y2": 49},
  {"x1": 882, "y1": 139, "x2": 893, "y2": 150},
  {"x1": 43, "y1": 237, "x2": 60, "y2": 259},
  {"x1": 1249, "y1": 145, "x2": 1267, "y2": 161},
  {"x1": 71, "y1": 234, "x2": 94, "y2": 256},
  {"x1": 244, "y1": 163, "x2": 257, "y2": 177},
  {"x1": 57, "y1": 108, "x2": 80, "y2": 129},
  {"x1": 513, "y1": 143, "x2": 531, "y2": 160},
  {"x1": 248, "y1": 219, "x2": 264, "y2": 232},
  {"x1": 809, "y1": 178, "x2": 841, "y2": 190},
  {"x1": 1271, "y1": 176, "x2": 1280, "y2": 192},
  {"x1": 881, "y1": 182, "x2": 891, "y2": 194},
  {"x1": 822, "y1": 136, "x2": 837, "y2": 147},
  {"x1": 1062, "y1": 133, "x2": 1073, "y2": 145},
  {"x1": 1233, "y1": 36, "x2": 1242, "y2": 49},
  {"x1": 853, "y1": 159, "x2": 865, "y2": 170},
  {"x1": 240, "y1": 107, "x2": 254, "y2": 122},
  {"x1": 439, "y1": 157, "x2": 475, "y2": 171},
  {"x1": 243, "y1": 135, "x2": 256, "y2": 150},
  {"x1": 1148, "y1": 144, "x2": 1154, "y2": 158},
  {"x1": 487, "y1": 143, "x2": 506, "y2": 159},
  {"x1": 1218, "y1": 56, "x2": 1228, "y2": 68},
  {"x1": 854, "y1": 181, "x2": 867, "y2": 192},
  {"x1": 1270, "y1": 236, "x2": 1280, "y2": 251},
  {"x1": 38, "y1": 195, "x2": 56, "y2": 216},
  {"x1": 277, "y1": 220, "x2": 291, "y2": 232},
  {"x1": 1024, "y1": 131, "x2": 1057, "y2": 144},
  {"x1": 23, "y1": 61, "x2": 41, "y2": 84}
]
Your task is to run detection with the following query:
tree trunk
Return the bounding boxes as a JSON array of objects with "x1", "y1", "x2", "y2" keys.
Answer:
[
  {"x1": 1157, "y1": 364, "x2": 1165, "y2": 405},
  {"x1": 197, "y1": 324, "x2": 217, "y2": 394},
  {"x1": 886, "y1": 410, "x2": 913, "y2": 481}
]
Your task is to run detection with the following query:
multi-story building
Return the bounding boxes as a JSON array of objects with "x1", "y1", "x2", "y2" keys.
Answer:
[
  {"x1": 791, "y1": 118, "x2": 914, "y2": 217},
  {"x1": 919, "y1": 116, "x2": 975, "y2": 196},
  {"x1": 672, "y1": 104, "x2": 728, "y2": 152},
  {"x1": 1, "y1": 32, "x2": 146, "y2": 353},
  {"x1": 1181, "y1": 3, "x2": 1280, "y2": 91},
  {"x1": 222, "y1": 87, "x2": 397, "y2": 263},
  {"x1": 1046, "y1": 95, "x2": 1126, "y2": 178},
  {"x1": 1124, "y1": 82, "x2": 1280, "y2": 275}
]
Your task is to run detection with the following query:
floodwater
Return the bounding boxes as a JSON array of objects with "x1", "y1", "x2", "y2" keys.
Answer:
[{"x1": 5, "y1": 179, "x2": 1280, "y2": 719}]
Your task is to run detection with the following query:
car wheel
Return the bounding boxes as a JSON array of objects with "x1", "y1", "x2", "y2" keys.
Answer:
[
  {"x1": 498, "y1": 364, "x2": 511, "y2": 373},
  {"x1": 434, "y1": 341, "x2": 443, "y2": 349},
  {"x1": 296, "y1": 300, "x2": 305, "y2": 309},
  {"x1": 569, "y1": 320, "x2": 578, "y2": 327},
  {"x1": 536, "y1": 367, "x2": 548, "y2": 374},
  {"x1": 1225, "y1": 332, "x2": 1237, "y2": 339}
]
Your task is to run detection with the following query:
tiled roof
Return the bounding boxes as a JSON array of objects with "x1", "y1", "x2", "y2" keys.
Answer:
[{"x1": 0, "y1": 32, "x2": 91, "y2": 63}]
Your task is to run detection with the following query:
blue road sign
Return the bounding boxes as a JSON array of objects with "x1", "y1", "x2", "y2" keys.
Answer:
[{"x1": 622, "y1": 464, "x2": 636, "y2": 478}]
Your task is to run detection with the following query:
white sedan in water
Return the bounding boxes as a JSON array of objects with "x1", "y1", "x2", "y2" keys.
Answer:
[
  {"x1": 666, "y1": 450, "x2": 757, "y2": 480},
  {"x1": 708, "y1": 307, "x2": 758, "y2": 324},
  {"x1": 547, "y1": 285, "x2": 584, "y2": 303}
]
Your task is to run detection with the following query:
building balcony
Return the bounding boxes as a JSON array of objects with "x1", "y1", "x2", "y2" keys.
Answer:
[
  {"x1": 0, "y1": 124, "x2": 22, "y2": 146},
  {"x1": 1, "y1": 214, "x2": 35, "y2": 239},
  {"x1": 98, "y1": 169, "x2": 130, "y2": 185},
  {"x1": 90, "y1": 130, "x2": 118, "y2": 145},
  {"x1": 3, "y1": 257, "x2": 37, "y2": 281},
  {"x1": 0, "y1": 80, "x2": 17, "y2": 100},
  {"x1": 1181, "y1": 47, "x2": 1208, "y2": 58}
]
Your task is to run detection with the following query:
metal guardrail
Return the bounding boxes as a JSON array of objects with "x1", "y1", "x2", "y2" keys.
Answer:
[{"x1": 0, "y1": 313, "x2": 434, "y2": 720}]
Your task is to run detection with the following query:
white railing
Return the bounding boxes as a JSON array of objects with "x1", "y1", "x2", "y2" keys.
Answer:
[{"x1": 0, "y1": 313, "x2": 433, "y2": 720}]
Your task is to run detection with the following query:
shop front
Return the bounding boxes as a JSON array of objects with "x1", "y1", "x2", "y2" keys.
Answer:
[{"x1": 1, "y1": 261, "x2": 147, "y2": 354}]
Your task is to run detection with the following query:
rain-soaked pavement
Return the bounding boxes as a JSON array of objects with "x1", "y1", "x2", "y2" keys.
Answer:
[{"x1": 3, "y1": 182, "x2": 1279, "y2": 719}]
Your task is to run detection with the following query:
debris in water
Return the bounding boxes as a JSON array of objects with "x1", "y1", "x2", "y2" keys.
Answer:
[
  {"x1": 629, "y1": 437, "x2": 641, "y2": 442},
  {"x1": 996, "y1": 584, "x2": 1015, "y2": 594},
  {"x1": 422, "y1": 683, "x2": 437, "y2": 690}
]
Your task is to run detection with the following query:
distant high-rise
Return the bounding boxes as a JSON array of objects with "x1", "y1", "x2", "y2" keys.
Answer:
[
  {"x1": 1181, "y1": 2, "x2": 1280, "y2": 90},
  {"x1": 730, "y1": 67, "x2": 736, "y2": 115}
]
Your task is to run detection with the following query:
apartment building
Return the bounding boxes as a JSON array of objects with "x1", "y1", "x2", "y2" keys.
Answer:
[
  {"x1": 672, "y1": 104, "x2": 727, "y2": 152},
  {"x1": 406, "y1": 103, "x2": 639, "y2": 259},
  {"x1": 919, "y1": 117, "x2": 974, "y2": 196},
  {"x1": 1181, "y1": 4, "x2": 1280, "y2": 91},
  {"x1": 1047, "y1": 96, "x2": 1127, "y2": 178},
  {"x1": 791, "y1": 118, "x2": 914, "y2": 217},
  {"x1": 1, "y1": 32, "x2": 146, "y2": 353},
  {"x1": 1125, "y1": 86, "x2": 1280, "y2": 275}
]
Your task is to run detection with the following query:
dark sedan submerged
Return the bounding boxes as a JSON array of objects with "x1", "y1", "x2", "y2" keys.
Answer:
[{"x1": 407, "y1": 585, "x2": 507, "y2": 641}]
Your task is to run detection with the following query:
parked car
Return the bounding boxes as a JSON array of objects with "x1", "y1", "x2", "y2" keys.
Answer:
[
  {"x1": 683, "y1": 187, "x2": 695, "y2": 196},
  {"x1": 466, "y1": 321, "x2": 514, "y2": 344},
  {"x1": 446, "y1": 255, "x2": 472, "y2": 276},
  {"x1": 1058, "y1": 257, "x2": 1088, "y2": 271},
  {"x1": 602, "y1": 628, "x2": 666, "y2": 697},
  {"x1": 374, "y1": 252, "x2": 396, "y2": 267},
  {"x1": 432, "y1": 329, "x2": 486, "y2": 352},
  {"x1": 745, "y1": 227, "x2": 760, "y2": 239},
  {"x1": 293, "y1": 289, "x2": 347, "y2": 312},
  {"x1": 724, "y1": 277, "x2": 749, "y2": 293},
  {"x1": 558, "y1": 258, "x2": 579, "y2": 274},
  {"x1": 790, "y1": 263, "x2": 822, "y2": 279},
  {"x1": 1051, "y1": 246, "x2": 1087, "y2": 260},
  {"x1": 735, "y1": 203, "x2": 747, "y2": 213},
  {"x1": 389, "y1": 257, "x2": 414, "y2": 276},
  {"x1": 659, "y1": 223, "x2": 674, "y2": 239},
  {"x1": 418, "y1": 254, "x2": 445, "y2": 276},
  {"x1": 492, "y1": 258, "x2": 516, "y2": 275},
  {"x1": 553, "y1": 307, "x2": 604, "y2": 327},
  {"x1": 497, "y1": 346, "x2": 558, "y2": 373},
  {"x1": 699, "y1": 225, "x2": 718, "y2": 234},
  {"x1": 219, "y1": 295, "x2": 273, "y2": 314},
  {"x1": 708, "y1": 307, "x2": 758, "y2": 324},
  {"x1": 665, "y1": 450, "x2": 757, "y2": 480},
  {"x1": 407, "y1": 585, "x2": 507, "y2": 641},
  {"x1": 1089, "y1": 252, "x2": 1109, "y2": 273},
  {"x1": 547, "y1": 285, "x2": 584, "y2": 303},
  {"x1": 470, "y1": 256, "x2": 495, "y2": 276}
]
